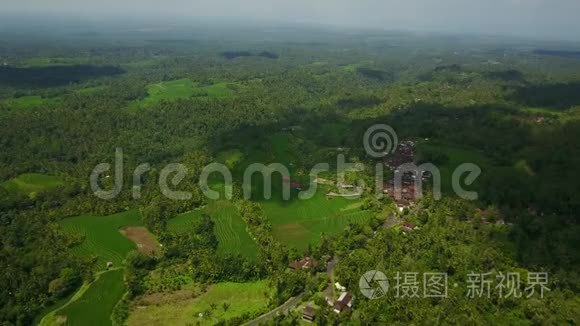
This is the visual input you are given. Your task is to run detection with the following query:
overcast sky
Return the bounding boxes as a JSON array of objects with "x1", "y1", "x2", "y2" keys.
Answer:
[{"x1": 3, "y1": 0, "x2": 580, "y2": 41}]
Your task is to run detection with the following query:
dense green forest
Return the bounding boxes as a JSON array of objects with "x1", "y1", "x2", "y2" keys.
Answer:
[{"x1": 1, "y1": 18, "x2": 580, "y2": 325}]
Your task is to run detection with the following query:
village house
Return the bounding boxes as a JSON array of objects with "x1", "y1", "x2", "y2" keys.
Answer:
[
  {"x1": 381, "y1": 140, "x2": 436, "y2": 211},
  {"x1": 384, "y1": 182, "x2": 419, "y2": 212},
  {"x1": 384, "y1": 140, "x2": 416, "y2": 169},
  {"x1": 302, "y1": 306, "x2": 316, "y2": 322},
  {"x1": 402, "y1": 222, "x2": 418, "y2": 232},
  {"x1": 333, "y1": 292, "x2": 353, "y2": 314},
  {"x1": 289, "y1": 257, "x2": 318, "y2": 270},
  {"x1": 282, "y1": 176, "x2": 303, "y2": 190},
  {"x1": 325, "y1": 282, "x2": 347, "y2": 307}
]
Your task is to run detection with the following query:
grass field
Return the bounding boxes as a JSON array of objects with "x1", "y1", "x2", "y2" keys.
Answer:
[
  {"x1": 41, "y1": 269, "x2": 125, "y2": 326},
  {"x1": 2, "y1": 96, "x2": 44, "y2": 109},
  {"x1": 148, "y1": 79, "x2": 197, "y2": 101},
  {"x1": 202, "y1": 82, "x2": 236, "y2": 97},
  {"x1": 134, "y1": 79, "x2": 237, "y2": 108},
  {"x1": 168, "y1": 201, "x2": 259, "y2": 260},
  {"x1": 126, "y1": 281, "x2": 271, "y2": 326},
  {"x1": 59, "y1": 210, "x2": 144, "y2": 268},
  {"x1": 262, "y1": 188, "x2": 371, "y2": 250},
  {"x1": 33, "y1": 293, "x2": 76, "y2": 326},
  {"x1": 224, "y1": 131, "x2": 373, "y2": 250},
  {"x1": 2, "y1": 173, "x2": 64, "y2": 197}
]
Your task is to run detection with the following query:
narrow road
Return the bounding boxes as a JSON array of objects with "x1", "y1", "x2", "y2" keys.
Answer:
[
  {"x1": 245, "y1": 213, "x2": 407, "y2": 326},
  {"x1": 383, "y1": 214, "x2": 399, "y2": 229},
  {"x1": 243, "y1": 293, "x2": 305, "y2": 326},
  {"x1": 326, "y1": 256, "x2": 339, "y2": 276}
]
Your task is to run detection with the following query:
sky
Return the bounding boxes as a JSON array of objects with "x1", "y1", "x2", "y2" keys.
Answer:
[{"x1": 3, "y1": 0, "x2": 580, "y2": 41}]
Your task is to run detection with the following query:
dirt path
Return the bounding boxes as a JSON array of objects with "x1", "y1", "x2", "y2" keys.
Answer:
[
  {"x1": 383, "y1": 214, "x2": 399, "y2": 229},
  {"x1": 38, "y1": 268, "x2": 123, "y2": 326},
  {"x1": 243, "y1": 293, "x2": 305, "y2": 326}
]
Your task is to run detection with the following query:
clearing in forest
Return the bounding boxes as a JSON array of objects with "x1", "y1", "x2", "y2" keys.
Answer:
[
  {"x1": 220, "y1": 131, "x2": 373, "y2": 250},
  {"x1": 40, "y1": 269, "x2": 126, "y2": 326},
  {"x1": 1, "y1": 95, "x2": 59, "y2": 109},
  {"x1": 2, "y1": 173, "x2": 64, "y2": 197},
  {"x1": 167, "y1": 201, "x2": 259, "y2": 260},
  {"x1": 262, "y1": 188, "x2": 372, "y2": 250},
  {"x1": 127, "y1": 281, "x2": 271, "y2": 326},
  {"x1": 59, "y1": 210, "x2": 144, "y2": 268},
  {"x1": 235, "y1": 132, "x2": 373, "y2": 250},
  {"x1": 133, "y1": 79, "x2": 238, "y2": 107}
]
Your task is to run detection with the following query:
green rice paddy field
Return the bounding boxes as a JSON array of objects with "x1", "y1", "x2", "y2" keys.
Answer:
[
  {"x1": 1, "y1": 96, "x2": 56, "y2": 109},
  {"x1": 133, "y1": 79, "x2": 237, "y2": 108},
  {"x1": 40, "y1": 269, "x2": 125, "y2": 326},
  {"x1": 2, "y1": 173, "x2": 64, "y2": 197},
  {"x1": 262, "y1": 189, "x2": 371, "y2": 250},
  {"x1": 127, "y1": 280, "x2": 271, "y2": 326},
  {"x1": 59, "y1": 210, "x2": 144, "y2": 268},
  {"x1": 219, "y1": 131, "x2": 374, "y2": 251},
  {"x1": 168, "y1": 201, "x2": 259, "y2": 260}
]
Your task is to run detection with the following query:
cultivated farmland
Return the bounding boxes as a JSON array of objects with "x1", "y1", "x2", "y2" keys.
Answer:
[
  {"x1": 262, "y1": 188, "x2": 371, "y2": 250},
  {"x1": 168, "y1": 201, "x2": 259, "y2": 260},
  {"x1": 41, "y1": 269, "x2": 125, "y2": 326},
  {"x1": 1, "y1": 95, "x2": 58, "y2": 109},
  {"x1": 2, "y1": 173, "x2": 64, "y2": 197},
  {"x1": 59, "y1": 210, "x2": 144, "y2": 268},
  {"x1": 127, "y1": 280, "x2": 271, "y2": 325},
  {"x1": 133, "y1": 79, "x2": 238, "y2": 108}
]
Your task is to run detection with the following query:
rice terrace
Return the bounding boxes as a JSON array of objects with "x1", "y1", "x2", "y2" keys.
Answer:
[
  {"x1": 58, "y1": 210, "x2": 145, "y2": 266},
  {"x1": 126, "y1": 280, "x2": 272, "y2": 325},
  {"x1": 2, "y1": 173, "x2": 64, "y2": 198},
  {"x1": 168, "y1": 201, "x2": 260, "y2": 260},
  {"x1": 132, "y1": 79, "x2": 238, "y2": 108},
  {"x1": 39, "y1": 269, "x2": 126, "y2": 326}
]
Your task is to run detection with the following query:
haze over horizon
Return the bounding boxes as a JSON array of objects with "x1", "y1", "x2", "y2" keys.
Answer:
[{"x1": 2, "y1": 0, "x2": 580, "y2": 41}]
